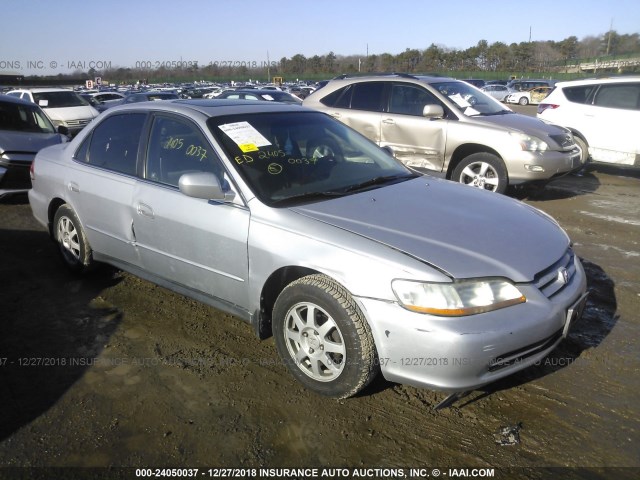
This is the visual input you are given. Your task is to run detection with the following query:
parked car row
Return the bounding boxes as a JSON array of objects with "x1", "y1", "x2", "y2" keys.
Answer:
[{"x1": 5, "y1": 88, "x2": 100, "y2": 136}]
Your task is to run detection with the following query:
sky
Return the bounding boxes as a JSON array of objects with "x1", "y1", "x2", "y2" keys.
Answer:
[{"x1": 1, "y1": 0, "x2": 639, "y2": 76}]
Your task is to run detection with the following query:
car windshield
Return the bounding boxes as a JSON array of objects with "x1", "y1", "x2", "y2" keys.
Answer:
[
  {"x1": 0, "y1": 101, "x2": 56, "y2": 133},
  {"x1": 208, "y1": 111, "x2": 417, "y2": 206},
  {"x1": 32, "y1": 91, "x2": 89, "y2": 108},
  {"x1": 431, "y1": 81, "x2": 512, "y2": 117}
]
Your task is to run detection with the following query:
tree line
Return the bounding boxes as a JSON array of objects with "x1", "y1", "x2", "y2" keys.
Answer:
[{"x1": 22, "y1": 30, "x2": 640, "y2": 85}]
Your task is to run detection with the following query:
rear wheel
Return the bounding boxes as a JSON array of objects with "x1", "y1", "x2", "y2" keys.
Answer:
[
  {"x1": 452, "y1": 153, "x2": 508, "y2": 194},
  {"x1": 53, "y1": 204, "x2": 94, "y2": 273},
  {"x1": 272, "y1": 274, "x2": 378, "y2": 399}
]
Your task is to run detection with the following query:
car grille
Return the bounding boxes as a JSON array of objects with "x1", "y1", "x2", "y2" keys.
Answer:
[
  {"x1": 488, "y1": 328, "x2": 563, "y2": 372},
  {"x1": 66, "y1": 119, "x2": 92, "y2": 128},
  {"x1": 533, "y1": 248, "x2": 576, "y2": 299},
  {"x1": 549, "y1": 133, "x2": 575, "y2": 150}
]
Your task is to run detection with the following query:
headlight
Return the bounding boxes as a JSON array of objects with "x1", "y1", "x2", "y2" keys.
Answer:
[
  {"x1": 51, "y1": 119, "x2": 67, "y2": 128},
  {"x1": 392, "y1": 279, "x2": 526, "y2": 316},
  {"x1": 510, "y1": 132, "x2": 548, "y2": 152}
]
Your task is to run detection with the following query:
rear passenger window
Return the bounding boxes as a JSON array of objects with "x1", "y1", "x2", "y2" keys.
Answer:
[
  {"x1": 350, "y1": 82, "x2": 384, "y2": 111},
  {"x1": 83, "y1": 113, "x2": 146, "y2": 175},
  {"x1": 145, "y1": 115, "x2": 223, "y2": 187},
  {"x1": 593, "y1": 83, "x2": 640, "y2": 110}
]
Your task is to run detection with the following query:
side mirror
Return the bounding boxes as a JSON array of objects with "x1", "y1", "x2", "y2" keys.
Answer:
[
  {"x1": 57, "y1": 125, "x2": 70, "y2": 136},
  {"x1": 422, "y1": 104, "x2": 444, "y2": 119},
  {"x1": 380, "y1": 146, "x2": 395, "y2": 157},
  {"x1": 178, "y1": 172, "x2": 235, "y2": 202}
]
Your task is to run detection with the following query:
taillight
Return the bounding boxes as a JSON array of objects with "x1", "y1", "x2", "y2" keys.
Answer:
[
  {"x1": 537, "y1": 103, "x2": 559, "y2": 114},
  {"x1": 29, "y1": 160, "x2": 35, "y2": 182}
]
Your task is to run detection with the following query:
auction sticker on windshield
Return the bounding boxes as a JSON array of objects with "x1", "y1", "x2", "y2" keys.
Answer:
[{"x1": 219, "y1": 121, "x2": 271, "y2": 152}]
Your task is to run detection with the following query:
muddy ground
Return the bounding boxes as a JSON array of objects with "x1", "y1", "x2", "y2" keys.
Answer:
[{"x1": 0, "y1": 162, "x2": 639, "y2": 478}]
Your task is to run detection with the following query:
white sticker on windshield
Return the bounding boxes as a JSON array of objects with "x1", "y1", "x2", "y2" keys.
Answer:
[
  {"x1": 448, "y1": 93, "x2": 471, "y2": 108},
  {"x1": 219, "y1": 121, "x2": 272, "y2": 153},
  {"x1": 261, "y1": 94, "x2": 275, "y2": 101},
  {"x1": 464, "y1": 107, "x2": 481, "y2": 116}
]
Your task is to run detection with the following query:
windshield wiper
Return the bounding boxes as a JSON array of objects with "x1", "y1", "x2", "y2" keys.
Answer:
[
  {"x1": 342, "y1": 173, "x2": 418, "y2": 193},
  {"x1": 480, "y1": 110, "x2": 515, "y2": 116},
  {"x1": 271, "y1": 190, "x2": 347, "y2": 206}
]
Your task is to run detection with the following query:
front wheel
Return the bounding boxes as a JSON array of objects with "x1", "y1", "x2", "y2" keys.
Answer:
[
  {"x1": 574, "y1": 135, "x2": 590, "y2": 164},
  {"x1": 452, "y1": 153, "x2": 508, "y2": 194},
  {"x1": 53, "y1": 204, "x2": 94, "y2": 273},
  {"x1": 272, "y1": 274, "x2": 378, "y2": 399},
  {"x1": 518, "y1": 96, "x2": 529, "y2": 106}
]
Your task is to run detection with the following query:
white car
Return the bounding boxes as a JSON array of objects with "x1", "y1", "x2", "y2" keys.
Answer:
[
  {"x1": 480, "y1": 84, "x2": 514, "y2": 102},
  {"x1": 537, "y1": 77, "x2": 640, "y2": 166}
]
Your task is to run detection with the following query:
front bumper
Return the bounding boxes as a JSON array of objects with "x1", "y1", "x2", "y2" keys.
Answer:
[
  {"x1": 0, "y1": 161, "x2": 31, "y2": 198},
  {"x1": 355, "y1": 255, "x2": 587, "y2": 392},
  {"x1": 506, "y1": 148, "x2": 583, "y2": 185}
]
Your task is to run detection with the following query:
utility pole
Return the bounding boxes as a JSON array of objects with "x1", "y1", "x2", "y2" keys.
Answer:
[{"x1": 606, "y1": 19, "x2": 613, "y2": 55}]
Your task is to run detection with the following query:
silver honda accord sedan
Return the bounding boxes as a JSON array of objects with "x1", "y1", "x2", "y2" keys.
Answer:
[{"x1": 29, "y1": 100, "x2": 588, "y2": 401}]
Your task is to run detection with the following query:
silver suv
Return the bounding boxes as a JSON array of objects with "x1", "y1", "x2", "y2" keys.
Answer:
[{"x1": 304, "y1": 74, "x2": 582, "y2": 193}]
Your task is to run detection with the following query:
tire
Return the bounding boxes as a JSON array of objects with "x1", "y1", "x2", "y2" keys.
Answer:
[
  {"x1": 272, "y1": 274, "x2": 378, "y2": 399},
  {"x1": 53, "y1": 204, "x2": 94, "y2": 273},
  {"x1": 518, "y1": 96, "x2": 529, "y2": 106},
  {"x1": 574, "y1": 135, "x2": 590, "y2": 164},
  {"x1": 452, "y1": 152, "x2": 508, "y2": 194}
]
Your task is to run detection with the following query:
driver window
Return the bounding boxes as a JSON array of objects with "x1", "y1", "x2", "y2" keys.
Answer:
[
  {"x1": 146, "y1": 116, "x2": 224, "y2": 187},
  {"x1": 389, "y1": 84, "x2": 439, "y2": 116}
]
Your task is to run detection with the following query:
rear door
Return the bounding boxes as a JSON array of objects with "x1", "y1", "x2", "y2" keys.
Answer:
[
  {"x1": 582, "y1": 82, "x2": 640, "y2": 165},
  {"x1": 320, "y1": 81, "x2": 384, "y2": 144},
  {"x1": 68, "y1": 112, "x2": 146, "y2": 266},
  {"x1": 380, "y1": 82, "x2": 447, "y2": 172}
]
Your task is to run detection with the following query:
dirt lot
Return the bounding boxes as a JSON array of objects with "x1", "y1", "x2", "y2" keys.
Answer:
[{"x1": 0, "y1": 162, "x2": 639, "y2": 478}]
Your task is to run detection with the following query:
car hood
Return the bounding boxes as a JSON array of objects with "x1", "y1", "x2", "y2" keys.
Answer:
[
  {"x1": 474, "y1": 112, "x2": 567, "y2": 144},
  {"x1": 0, "y1": 131, "x2": 63, "y2": 154},
  {"x1": 291, "y1": 177, "x2": 569, "y2": 282}
]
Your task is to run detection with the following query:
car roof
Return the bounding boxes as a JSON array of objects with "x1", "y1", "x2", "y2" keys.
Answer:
[
  {"x1": 8, "y1": 87, "x2": 74, "y2": 93},
  {"x1": 0, "y1": 94, "x2": 43, "y2": 107},
  {"x1": 226, "y1": 89, "x2": 292, "y2": 94},
  {"x1": 555, "y1": 76, "x2": 640, "y2": 87},
  {"x1": 104, "y1": 98, "x2": 311, "y2": 118}
]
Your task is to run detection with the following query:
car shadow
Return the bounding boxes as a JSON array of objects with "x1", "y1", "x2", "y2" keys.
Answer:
[
  {"x1": 455, "y1": 258, "x2": 617, "y2": 409},
  {"x1": 510, "y1": 168, "x2": 602, "y2": 201},
  {"x1": 0, "y1": 227, "x2": 123, "y2": 442}
]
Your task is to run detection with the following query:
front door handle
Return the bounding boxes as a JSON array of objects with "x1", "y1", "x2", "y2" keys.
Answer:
[
  {"x1": 67, "y1": 181, "x2": 79, "y2": 193},
  {"x1": 137, "y1": 202, "x2": 154, "y2": 219},
  {"x1": 382, "y1": 118, "x2": 395, "y2": 125}
]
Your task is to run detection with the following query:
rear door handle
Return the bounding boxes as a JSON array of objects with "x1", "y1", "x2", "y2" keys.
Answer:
[
  {"x1": 67, "y1": 181, "x2": 79, "y2": 193},
  {"x1": 382, "y1": 118, "x2": 395, "y2": 125},
  {"x1": 137, "y1": 202, "x2": 154, "y2": 219}
]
